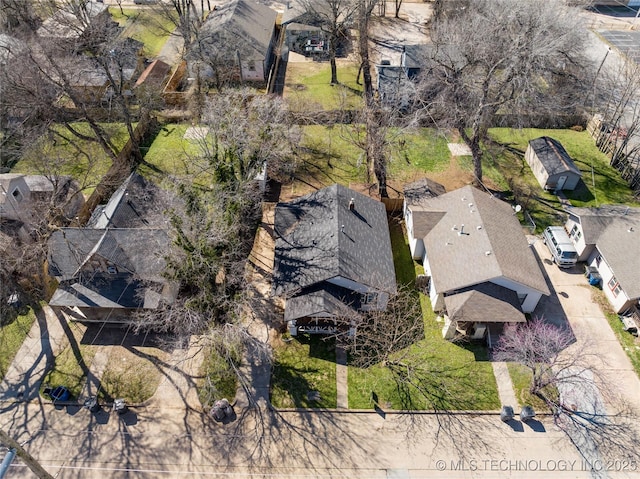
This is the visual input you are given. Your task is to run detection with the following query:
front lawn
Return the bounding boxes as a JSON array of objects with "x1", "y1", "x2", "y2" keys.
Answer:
[
  {"x1": 348, "y1": 220, "x2": 500, "y2": 411},
  {"x1": 284, "y1": 61, "x2": 363, "y2": 111},
  {"x1": 198, "y1": 343, "x2": 241, "y2": 408},
  {"x1": 99, "y1": 346, "x2": 168, "y2": 403},
  {"x1": 271, "y1": 335, "x2": 337, "y2": 408},
  {"x1": 40, "y1": 321, "x2": 97, "y2": 399},
  {"x1": 0, "y1": 305, "x2": 37, "y2": 381},
  {"x1": 507, "y1": 363, "x2": 555, "y2": 411}
]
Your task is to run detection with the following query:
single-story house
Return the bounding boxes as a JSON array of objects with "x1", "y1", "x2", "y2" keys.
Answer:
[
  {"x1": 273, "y1": 184, "x2": 397, "y2": 335},
  {"x1": 191, "y1": 0, "x2": 277, "y2": 85},
  {"x1": 48, "y1": 173, "x2": 177, "y2": 321},
  {"x1": 405, "y1": 184, "x2": 550, "y2": 345},
  {"x1": 565, "y1": 205, "x2": 640, "y2": 314},
  {"x1": 0, "y1": 174, "x2": 84, "y2": 225},
  {"x1": 525, "y1": 137, "x2": 582, "y2": 191}
]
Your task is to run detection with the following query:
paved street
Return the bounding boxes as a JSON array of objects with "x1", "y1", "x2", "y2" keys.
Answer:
[{"x1": 2, "y1": 236, "x2": 640, "y2": 478}]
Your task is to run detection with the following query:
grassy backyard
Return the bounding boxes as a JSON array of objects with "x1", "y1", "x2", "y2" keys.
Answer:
[
  {"x1": 294, "y1": 126, "x2": 452, "y2": 194},
  {"x1": 488, "y1": 128, "x2": 639, "y2": 232},
  {"x1": 0, "y1": 305, "x2": 38, "y2": 381},
  {"x1": 13, "y1": 123, "x2": 132, "y2": 196},
  {"x1": 271, "y1": 335, "x2": 337, "y2": 409},
  {"x1": 141, "y1": 123, "x2": 205, "y2": 176},
  {"x1": 284, "y1": 61, "x2": 363, "y2": 111},
  {"x1": 110, "y1": 8, "x2": 176, "y2": 58}
]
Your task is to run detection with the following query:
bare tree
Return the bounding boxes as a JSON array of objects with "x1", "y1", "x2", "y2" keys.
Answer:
[
  {"x1": 154, "y1": 0, "x2": 212, "y2": 57},
  {"x1": 593, "y1": 57, "x2": 640, "y2": 194},
  {"x1": 298, "y1": 0, "x2": 358, "y2": 84},
  {"x1": 493, "y1": 318, "x2": 640, "y2": 464},
  {"x1": 421, "y1": 0, "x2": 591, "y2": 185}
]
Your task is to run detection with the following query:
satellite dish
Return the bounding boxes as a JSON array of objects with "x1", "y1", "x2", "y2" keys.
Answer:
[{"x1": 514, "y1": 205, "x2": 522, "y2": 213}]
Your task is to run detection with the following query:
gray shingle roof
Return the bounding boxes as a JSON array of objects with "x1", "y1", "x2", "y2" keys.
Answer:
[
  {"x1": 284, "y1": 284, "x2": 361, "y2": 322},
  {"x1": 49, "y1": 276, "x2": 165, "y2": 309},
  {"x1": 48, "y1": 228, "x2": 169, "y2": 282},
  {"x1": 87, "y1": 173, "x2": 172, "y2": 229},
  {"x1": 570, "y1": 205, "x2": 640, "y2": 298},
  {"x1": 444, "y1": 282, "x2": 526, "y2": 323},
  {"x1": 528, "y1": 137, "x2": 582, "y2": 177},
  {"x1": 273, "y1": 184, "x2": 396, "y2": 296},
  {"x1": 199, "y1": 0, "x2": 276, "y2": 61},
  {"x1": 419, "y1": 185, "x2": 549, "y2": 295}
]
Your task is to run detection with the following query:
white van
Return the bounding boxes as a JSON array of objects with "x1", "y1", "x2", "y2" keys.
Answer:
[{"x1": 543, "y1": 226, "x2": 578, "y2": 268}]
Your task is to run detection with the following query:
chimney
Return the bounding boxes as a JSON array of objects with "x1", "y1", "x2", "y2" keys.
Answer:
[{"x1": 349, "y1": 197, "x2": 355, "y2": 211}]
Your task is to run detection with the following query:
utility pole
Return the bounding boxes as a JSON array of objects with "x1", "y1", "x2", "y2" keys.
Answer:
[{"x1": 0, "y1": 429, "x2": 54, "y2": 479}]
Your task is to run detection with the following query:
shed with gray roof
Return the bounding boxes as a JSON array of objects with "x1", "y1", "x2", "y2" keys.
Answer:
[
  {"x1": 525, "y1": 137, "x2": 582, "y2": 191},
  {"x1": 273, "y1": 184, "x2": 396, "y2": 335}
]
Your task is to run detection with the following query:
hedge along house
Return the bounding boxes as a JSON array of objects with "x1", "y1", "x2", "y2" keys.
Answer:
[
  {"x1": 405, "y1": 185, "x2": 549, "y2": 346},
  {"x1": 273, "y1": 184, "x2": 397, "y2": 336},
  {"x1": 565, "y1": 205, "x2": 640, "y2": 314},
  {"x1": 525, "y1": 137, "x2": 582, "y2": 191}
]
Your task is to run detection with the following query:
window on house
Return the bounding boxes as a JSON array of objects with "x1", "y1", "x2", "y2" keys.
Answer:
[
  {"x1": 596, "y1": 255, "x2": 602, "y2": 267},
  {"x1": 11, "y1": 188, "x2": 23, "y2": 203},
  {"x1": 608, "y1": 276, "x2": 621, "y2": 297},
  {"x1": 575, "y1": 230, "x2": 582, "y2": 240},
  {"x1": 248, "y1": 61, "x2": 256, "y2": 72},
  {"x1": 570, "y1": 225, "x2": 578, "y2": 236},
  {"x1": 361, "y1": 292, "x2": 378, "y2": 305}
]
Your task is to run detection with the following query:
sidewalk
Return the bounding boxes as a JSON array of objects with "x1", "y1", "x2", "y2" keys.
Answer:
[{"x1": 0, "y1": 306, "x2": 69, "y2": 402}]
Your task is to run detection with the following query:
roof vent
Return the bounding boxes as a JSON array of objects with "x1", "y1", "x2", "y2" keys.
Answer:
[
  {"x1": 485, "y1": 251, "x2": 492, "y2": 256},
  {"x1": 458, "y1": 224, "x2": 466, "y2": 236},
  {"x1": 468, "y1": 203, "x2": 473, "y2": 208},
  {"x1": 341, "y1": 224, "x2": 345, "y2": 233},
  {"x1": 629, "y1": 227, "x2": 635, "y2": 233},
  {"x1": 452, "y1": 225, "x2": 457, "y2": 231},
  {"x1": 349, "y1": 198, "x2": 355, "y2": 210},
  {"x1": 477, "y1": 225, "x2": 482, "y2": 230}
]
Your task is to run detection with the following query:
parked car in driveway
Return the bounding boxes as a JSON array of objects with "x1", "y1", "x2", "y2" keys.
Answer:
[{"x1": 543, "y1": 226, "x2": 578, "y2": 268}]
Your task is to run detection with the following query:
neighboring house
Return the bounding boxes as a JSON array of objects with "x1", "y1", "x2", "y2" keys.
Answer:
[
  {"x1": 565, "y1": 205, "x2": 640, "y2": 314},
  {"x1": 273, "y1": 184, "x2": 397, "y2": 335},
  {"x1": 404, "y1": 184, "x2": 549, "y2": 345},
  {"x1": 0, "y1": 174, "x2": 84, "y2": 225},
  {"x1": 193, "y1": 0, "x2": 277, "y2": 84},
  {"x1": 376, "y1": 45, "x2": 427, "y2": 107},
  {"x1": 37, "y1": 1, "x2": 110, "y2": 40},
  {"x1": 525, "y1": 137, "x2": 582, "y2": 191},
  {"x1": 47, "y1": 173, "x2": 177, "y2": 321}
]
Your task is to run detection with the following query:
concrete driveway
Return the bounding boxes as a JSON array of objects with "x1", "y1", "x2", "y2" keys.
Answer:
[{"x1": 531, "y1": 237, "x2": 640, "y2": 416}]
